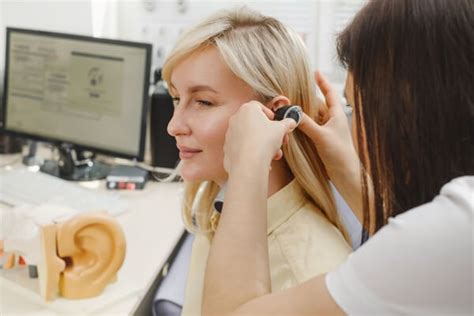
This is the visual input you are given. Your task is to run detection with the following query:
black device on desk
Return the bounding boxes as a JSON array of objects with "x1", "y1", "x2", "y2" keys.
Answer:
[
  {"x1": 106, "y1": 165, "x2": 149, "y2": 190},
  {"x1": 1, "y1": 27, "x2": 152, "y2": 181},
  {"x1": 150, "y1": 69, "x2": 179, "y2": 170}
]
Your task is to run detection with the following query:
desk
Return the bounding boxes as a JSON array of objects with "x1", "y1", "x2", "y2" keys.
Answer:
[{"x1": 0, "y1": 153, "x2": 185, "y2": 315}]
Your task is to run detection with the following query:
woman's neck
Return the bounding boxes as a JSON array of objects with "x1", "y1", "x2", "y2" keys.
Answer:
[
  {"x1": 217, "y1": 158, "x2": 292, "y2": 196},
  {"x1": 267, "y1": 158, "x2": 293, "y2": 197}
]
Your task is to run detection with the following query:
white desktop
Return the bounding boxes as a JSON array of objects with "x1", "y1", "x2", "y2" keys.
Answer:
[
  {"x1": 0, "y1": 153, "x2": 185, "y2": 315},
  {"x1": 0, "y1": 27, "x2": 185, "y2": 315}
]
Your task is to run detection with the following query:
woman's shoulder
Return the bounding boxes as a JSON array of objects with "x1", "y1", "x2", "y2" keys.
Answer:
[
  {"x1": 285, "y1": 202, "x2": 351, "y2": 251},
  {"x1": 269, "y1": 201, "x2": 351, "y2": 283},
  {"x1": 291, "y1": 201, "x2": 348, "y2": 233}
]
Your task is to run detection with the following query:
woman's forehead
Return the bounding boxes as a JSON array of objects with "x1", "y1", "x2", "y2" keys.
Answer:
[{"x1": 170, "y1": 47, "x2": 253, "y2": 97}]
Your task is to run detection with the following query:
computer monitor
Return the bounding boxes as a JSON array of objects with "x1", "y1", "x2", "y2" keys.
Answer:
[{"x1": 1, "y1": 27, "x2": 152, "y2": 180}]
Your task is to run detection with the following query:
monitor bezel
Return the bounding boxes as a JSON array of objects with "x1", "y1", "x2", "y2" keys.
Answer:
[{"x1": 1, "y1": 27, "x2": 152, "y2": 161}]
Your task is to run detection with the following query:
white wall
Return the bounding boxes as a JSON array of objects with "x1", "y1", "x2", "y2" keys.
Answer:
[
  {"x1": 116, "y1": 0, "x2": 319, "y2": 72},
  {"x1": 113, "y1": 0, "x2": 364, "y2": 89},
  {"x1": 0, "y1": 1, "x2": 3, "y2": 83},
  {"x1": 0, "y1": 0, "x2": 365, "y2": 93},
  {"x1": 315, "y1": 0, "x2": 366, "y2": 88},
  {"x1": 0, "y1": 0, "x2": 94, "y2": 83}
]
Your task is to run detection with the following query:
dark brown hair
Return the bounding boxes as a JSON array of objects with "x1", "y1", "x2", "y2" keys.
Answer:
[{"x1": 337, "y1": 0, "x2": 474, "y2": 237}]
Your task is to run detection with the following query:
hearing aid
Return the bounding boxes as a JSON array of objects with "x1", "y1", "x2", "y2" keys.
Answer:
[
  {"x1": 210, "y1": 183, "x2": 226, "y2": 231},
  {"x1": 213, "y1": 183, "x2": 226, "y2": 213},
  {"x1": 274, "y1": 105, "x2": 303, "y2": 126}
]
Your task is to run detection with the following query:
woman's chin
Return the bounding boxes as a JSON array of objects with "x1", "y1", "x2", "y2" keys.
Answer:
[
  {"x1": 179, "y1": 166, "x2": 224, "y2": 183},
  {"x1": 179, "y1": 168, "x2": 207, "y2": 182}
]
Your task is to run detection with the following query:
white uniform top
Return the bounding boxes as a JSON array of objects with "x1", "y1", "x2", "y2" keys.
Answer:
[{"x1": 326, "y1": 176, "x2": 474, "y2": 315}]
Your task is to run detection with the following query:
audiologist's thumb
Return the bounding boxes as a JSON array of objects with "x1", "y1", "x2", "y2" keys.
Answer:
[
  {"x1": 280, "y1": 118, "x2": 297, "y2": 133},
  {"x1": 297, "y1": 112, "x2": 323, "y2": 142}
]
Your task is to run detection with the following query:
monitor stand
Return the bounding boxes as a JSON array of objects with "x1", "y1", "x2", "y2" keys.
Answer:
[{"x1": 40, "y1": 143, "x2": 110, "y2": 181}]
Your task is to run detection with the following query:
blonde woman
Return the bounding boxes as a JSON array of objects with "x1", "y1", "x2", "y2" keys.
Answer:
[{"x1": 162, "y1": 7, "x2": 351, "y2": 315}]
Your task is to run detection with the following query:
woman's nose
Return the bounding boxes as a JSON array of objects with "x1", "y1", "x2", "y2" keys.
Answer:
[{"x1": 167, "y1": 107, "x2": 190, "y2": 137}]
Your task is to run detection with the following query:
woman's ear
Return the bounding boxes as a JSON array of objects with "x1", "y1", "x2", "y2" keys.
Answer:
[
  {"x1": 55, "y1": 212, "x2": 126, "y2": 299},
  {"x1": 267, "y1": 96, "x2": 291, "y2": 112}
]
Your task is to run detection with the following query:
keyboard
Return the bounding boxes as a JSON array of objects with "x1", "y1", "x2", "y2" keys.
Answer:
[{"x1": 0, "y1": 169, "x2": 128, "y2": 216}]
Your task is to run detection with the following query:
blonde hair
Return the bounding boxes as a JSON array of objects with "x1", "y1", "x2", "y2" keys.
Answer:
[{"x1": 163, "y1": 7, "x2": 348, "y2": 240}]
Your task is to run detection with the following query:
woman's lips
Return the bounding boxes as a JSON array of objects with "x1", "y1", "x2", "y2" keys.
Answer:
[{"x1": 178, "y1": 146, "x2": 202, "y2": 159}]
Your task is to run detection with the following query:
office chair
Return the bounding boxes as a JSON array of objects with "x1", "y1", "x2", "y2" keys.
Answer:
[
  {"x1": 132, "y1": 230, "x2": 193, "y2": 316},
  {"x1": 152, "y1": 232, "x2": 193, "y2": 316}
]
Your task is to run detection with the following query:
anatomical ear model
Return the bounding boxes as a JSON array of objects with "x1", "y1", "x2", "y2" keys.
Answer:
[{"x1": 1, "y1": 207, "x2": 126, "y2": 301}]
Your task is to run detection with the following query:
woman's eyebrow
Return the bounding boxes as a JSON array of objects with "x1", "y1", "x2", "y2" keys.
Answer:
[
  {"x1": 169, "y1": 83, "x2": 219, "y2": 95},
  {"x1": 188, "y1": 85, "x2": 218, "y2": 94}
]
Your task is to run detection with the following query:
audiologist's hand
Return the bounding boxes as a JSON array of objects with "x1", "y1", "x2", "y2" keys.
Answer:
[
  {"x1": 299, "y1": 72, "x2": 364, "y2": 221},
  {"x1": 299, "y1": 71, "x2": 359, "y2": 180},
  {"x1": 223, "y1": 101, "x2": 296, "y2": 174}
]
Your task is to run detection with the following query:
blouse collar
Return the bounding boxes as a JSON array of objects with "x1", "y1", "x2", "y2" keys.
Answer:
[{"x1": 267, "y1": 179, "x2": 306, "y2": 235}]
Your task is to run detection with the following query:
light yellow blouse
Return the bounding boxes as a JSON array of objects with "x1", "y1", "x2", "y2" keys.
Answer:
[{"x1": 182, "y1": 179, "x2": 352, "y2": 316}]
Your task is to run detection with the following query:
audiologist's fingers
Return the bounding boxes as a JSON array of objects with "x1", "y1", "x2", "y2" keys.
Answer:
[
  {"x1": 260, "y1": 103, "x2": 275, "y2": 120},
  {"x1": 297, "y1": 112, "x2": 323, "y2": 142},
  {"x1": 315, "y1": 71, "x2": 341, "y2": 111},
  {"x1": 280, "y1": 118, "x2": 297, "y2": 132}
]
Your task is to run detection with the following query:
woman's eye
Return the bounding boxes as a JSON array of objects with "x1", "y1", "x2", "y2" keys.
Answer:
[
  {"x1": 196, "y1": 99, "x2": 213, "y2": 106},
  {"x1": 171, "y1": 97, "x2": 180, "y2": 107}
]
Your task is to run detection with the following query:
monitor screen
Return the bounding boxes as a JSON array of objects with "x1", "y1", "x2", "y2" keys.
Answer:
[{"x1": 1, "y1": 28, "x2": 151, "y2": 161}]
